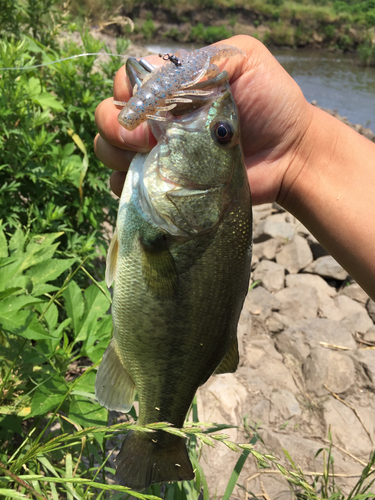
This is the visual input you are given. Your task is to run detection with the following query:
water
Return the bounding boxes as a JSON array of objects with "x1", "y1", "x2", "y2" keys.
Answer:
[
  {"x1": 273, "y1": 49, "x2": 375, "y2": 127},
  {"x1": 146, "y1": 43, "x2": 375, "y2": 127}
]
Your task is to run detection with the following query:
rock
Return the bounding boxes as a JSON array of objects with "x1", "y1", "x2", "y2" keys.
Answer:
[
  {"x1": 252, "y1": 238, "x2": 282, "y2": 261},
  {"x1": 339, "y1": 283, "x2": 369, "y2": 305},
  {"x1": 318, "y1": 295, "x2": 344, "y2": 321},
  {"x1": 342, "y1": 312, "x2": 374, "y2": 335},
  {"x1": 252, "y1": 203, "x2": 274, "y2": 224},
  {"x1": 286, "y1": 273, "x2": 336, "y2": 299},
  {"x1": 306, "y1": 233, "x2": 329, "y2": 259},
  {"x1": 275, "y1": 318, "x2": 357, "y2": 362},
  {"x1": 239, "y1": 357, "x2": 298, "y2": 393},
  {"x1": 366, "y1": 298, "x2": 375, "y2": 322},
  {"x1": 324, "y1": 397, "x2": 373, "y2": 458},
  {"x1": 252, "y1": 259, "x2": 285, "y2": 293},
  {"x1": 302, "y1": 347, "x2": 356, "y2": 396},
  {"x1": 269, "y1": 389, "x2": 301, "y2": 422},
  {"x1": 353, "y1": 350, "x2": 375, "y2": 381},
  {"x1": 276, "y1": 235, "x2": 313, "y2": 274},
  {"x1": 304, "y1": 255, "x2": 348, "y2": 280},
  {"x1": 243, "y1": 286, "x2": 280, "y2": 321},
  {"x1": 274, "y1": 286, "x2": 318, "y2": 320},
  {"x1": 254, "y1": 213, "x2": 295, "y2": 243},
  {"x1": 266, "y1": 312, "x2": 294, "y2": 333},
  {"x1": 250, "y1": 398, "x2": 271, "y2": 423},
  {"x1": 334, "y1": 295, "x2": 367, "y2": 316},
  {"x1": 363, "y1": 328, "x2": 375, "y2": 343},
  {"x1": 197, "y1": 374, "x2": 249, "y2": 498}
]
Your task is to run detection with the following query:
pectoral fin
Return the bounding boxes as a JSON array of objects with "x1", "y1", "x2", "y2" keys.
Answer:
[
  {"x1": 214, "y1": 336, "x2": 239, "y2": 375},
  {"x1": 140, "y1": 235, "x2": 178, "y2": 298},
  {"x1": 105, "y1": 229, "x2": 119, "y2": 288},
  {"x1": 95, "y1": 337, "x2": 135, "y2": 413}
]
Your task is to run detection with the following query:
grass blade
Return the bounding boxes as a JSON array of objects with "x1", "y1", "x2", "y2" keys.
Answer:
[{"x1": 222, "y1": 449, "x2": 251, "y2": 500}]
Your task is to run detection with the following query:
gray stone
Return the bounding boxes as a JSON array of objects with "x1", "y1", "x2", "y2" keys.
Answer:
[
  {"x1": 252, "y1": 259, "x2": 285, "y2": 293},
  {"x1": 250, "y1": 398, "x2": 271, "y2": 424},
  {"x1": 269, "y1": 389, "x2": 301, "y2": 422},
  {"x1": 286, "y1": 273, "x2": 336, "y2": 299},
  {"x1": 304, "y1": 255, "x2": 348, "y2": 280},
  {"x1": 302, "y1": 347, "x2": 356, "y2": 396},
  {"x1": 353, "y1": 350, "x2": 375, "y2": 381},
  {"x1": 334, "y1": 295, "x2": 367, "y2": 316},
  {"x1": 252, "y1": 238, "x2": 282, "y2": 261},
  {"x1": 275, "y1": 318, "x2": 357, "y2": 362},
  {"x1": 318, "y1": 295, "x2": 344, "y2": 321},
  {"x1": 253, "y1": 203, "x2": 274, "y2": 223},
  {"x1": 364, "y1": 328, "x2": 375, "y2": 343},
  {"x1": 324, "y1": 397, "x2": 373, "y2": 458},
  {"x1": 366, "y1": 298, "x2": 375, "y2": 322},
  {"x1": 339, "y1": 283, "x2": 369, "y2": 304},
  {"x1": 274, "y1": 286, "x2": 318, "y2": 320},
  {"x1": 266, "y1": 312, "x2": 294, "y2": 333},
  {"x1": 243, "y1": 286, "x2": 280, "y2": 321},
  {"x1": 276, "y1": 235, "x2": 313, "y2": 274},
  {"x1": 307, "y1": 233, "x2": 330, "y2": 259},
  {"x1": 342, "y1": 312, "x2": 374, "y2": 335},
  {"x1": 254, "y1": 213, "x2": 295, "y2": 243}
]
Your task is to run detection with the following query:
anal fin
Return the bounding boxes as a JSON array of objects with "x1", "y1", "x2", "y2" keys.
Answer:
[
  {"x1": 95, "y1": 337, "x2": 135, "y2": 413},
  {"x1": 214, "y1": 336, "x2": 239, "y2": 375}
]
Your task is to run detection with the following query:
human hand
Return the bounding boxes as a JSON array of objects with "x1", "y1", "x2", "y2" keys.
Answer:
[{"x1": 94, "y1": 35, "x2": 314, "y2": 205}]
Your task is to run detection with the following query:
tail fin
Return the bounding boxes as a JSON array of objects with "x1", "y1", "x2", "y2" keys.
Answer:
[{"x1": 115, "y1": 430, "x2": 194, "y2": 491}]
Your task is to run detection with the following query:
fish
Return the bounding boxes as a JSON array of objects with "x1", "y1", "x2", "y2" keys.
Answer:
[{"x1": 95, "y1": 45, "x2": 252, "y2": 492}]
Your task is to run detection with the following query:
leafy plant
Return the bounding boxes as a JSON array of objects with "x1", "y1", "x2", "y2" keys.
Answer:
[
  {"x1": 190, "y1": 23, "x2": 233, "y2": 44},
  {"x1": 0, "y1": 24, "x2": 128, "y2": 267}
]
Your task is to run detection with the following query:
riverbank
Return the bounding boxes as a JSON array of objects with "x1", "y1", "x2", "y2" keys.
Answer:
[{"x1": 84, "y1": 1, "x2": 375, "y2": 66}]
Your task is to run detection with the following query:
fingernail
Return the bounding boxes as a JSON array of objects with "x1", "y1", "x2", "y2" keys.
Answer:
[{"x1": 119, "y1": 122, "x2": 152, "y2": 152}]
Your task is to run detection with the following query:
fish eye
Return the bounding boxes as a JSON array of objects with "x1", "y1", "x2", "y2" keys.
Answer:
[{"x1": 212, "y1": 121, "x2": 234, "y2": 145}]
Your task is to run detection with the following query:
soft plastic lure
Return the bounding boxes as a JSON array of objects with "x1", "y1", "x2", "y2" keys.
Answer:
[{"x1": 117, "y1": 44, "x2": 245, "y2": 131}]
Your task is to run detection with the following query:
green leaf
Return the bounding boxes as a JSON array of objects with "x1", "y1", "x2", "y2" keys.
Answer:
[
  {"x1": 68, "y1": 396, "x2": 107, "y2": 428},
  {"x1": 0, "y1": 490, "x2": 28, "y2": 499},
  {"x1": 0, "y1": 287, "x2": 22, "y2": 300},
  {"x1": 75, "y1": 283, "x2": 111, "y2": 343},
  {"x1": 0, "y1": 309, "x2": 51, "y2": 340},
  {"x1": 33, "y1": 92, "x2": 65, "y2": 112},
  {"x1": 8, "y1": 228, "x2": 26, "y2": 256},
  {"x1": 0, "y1": 229, "x2": 7, "y2": 258},
  {"x1": 26, "y1": 258, "x2": 76, "y2": 285},
  {"x1": 63, "y1": 281, "x2": 84, "y2": 336},
  {"x1": 29, "y1": 375, "x2": 68, "y2": 417},
  {"x1": 81, "y1": 315, "x2": 112, "y2": 363},
  {"x1": 0, "y1": 259, "x2": 23, "y2": 291},
  {"x1": 31, "y1": 283, "x2": 59, "y2": 297},
  {"x1": 0, "y1": 295, "x2": 42, "y2": 314}
]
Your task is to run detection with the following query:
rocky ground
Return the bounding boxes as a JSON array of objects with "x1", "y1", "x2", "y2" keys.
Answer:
[{"x1": 197, "y1": 203, "x2": 375, "y2": 499}]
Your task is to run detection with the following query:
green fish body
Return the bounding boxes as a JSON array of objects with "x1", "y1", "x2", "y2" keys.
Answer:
[{"x1": 95, "y1": 54, "x2": 252, "y2": 491}]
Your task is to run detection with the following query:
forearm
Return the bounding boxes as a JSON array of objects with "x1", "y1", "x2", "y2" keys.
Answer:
[{"x1": 280, "y1": 105, "x2": 375, "y2": 300}]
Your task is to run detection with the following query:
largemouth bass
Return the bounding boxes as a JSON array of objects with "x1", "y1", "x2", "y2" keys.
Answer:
[{"x1": 95, "y1": 45, "x2": 252, "y2": 491}]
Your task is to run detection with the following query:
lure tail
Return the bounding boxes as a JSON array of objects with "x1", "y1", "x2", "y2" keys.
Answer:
[{"x1": 115, "y1": 430, "x2": 194, "y2": 491}]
